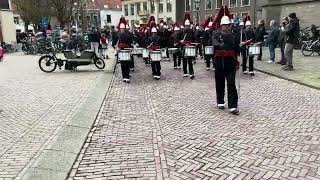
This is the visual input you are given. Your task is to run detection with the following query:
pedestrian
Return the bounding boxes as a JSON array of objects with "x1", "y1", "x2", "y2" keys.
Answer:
[
  {"x1": 60, "y1": 28, "x2": 70, "y2": 50},
  {"x1": 203, "y1": 21, "x2": 214, "y2": 70},
  {"x1": 212, "y1": 12, "x2": 240, "y2": 115},
  {"x1": 277, "y1": 17, "x2": 289, "y2": 65},
  {"x1": 255, "y1": 19, "x2": 267, "y2": 61},
  {"x1": 283, "y1": 13, "x2": 300, "y2": 71},
  {"x1": 267, "y1": 20, "x2": 280, "y2": 64},
  {"x1": 241, "y1": 17, "x2": 256, "y2": 76},
  {"x1": 100, "y1": 33, "x2": 108, "y2": 59},
  {"x1": 88, "y1": 27, "x2": 100, "y2": 58}
]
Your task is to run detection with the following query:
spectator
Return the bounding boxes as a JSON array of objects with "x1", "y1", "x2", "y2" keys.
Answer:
[
  {"x1": 255, "y1": 19, "x2": 267, "y2": 61},
  {"x1": 277, "y1": 17, "x2": 289, "y2": 65},
  {"x1": 100, "y1": 33, "x2": 108, "y2": 59},
  {"x1": 88, "y1": 27, "x2": 100, "y2": 57},
  {"x1": 267, "y1": 20, "x2": 280, "y2": 63},
  {"x1": 283, "y1": 13, "x2": 300, "y2": 71},
  {"x1": 60, "y1": 28, "x2": 70, "y2": 50}
]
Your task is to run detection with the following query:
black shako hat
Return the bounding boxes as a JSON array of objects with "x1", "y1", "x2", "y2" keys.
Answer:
[{"x1": 289, "y1": 13, "x2": 297, "y2": 19}]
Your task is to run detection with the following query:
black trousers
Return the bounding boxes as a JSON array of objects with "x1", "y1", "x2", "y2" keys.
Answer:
[
  {"x1": 151, "y1": 61, "x2": 161, "y2": 76},
  {"x1": 257, "y1": 45, "x2": 262, "y2": 60},
  {"x1": 130, "y1": 56, "x2": 135, "y2": 69},
  {"x1": 173, "y1": 52, "x2": 182, "y2": 67},
  {"x1": 214, "y1": 57, "x2": 238, "y2": 109},
  {"x1": 121, "y1": 61, "x2": 130, "y2": 79},
  {"x1": 241, "y1": 47, "x2": 254, "y2": 72},
  {"x1": 205, "y1": 55, "x2": 214, "y2": 68},
  {"x1": 197, "y1": 44, "x2": 203, "y2": 57},
  {"x1": 183, "y1": 58, "x2": 194, "y2": 75}
]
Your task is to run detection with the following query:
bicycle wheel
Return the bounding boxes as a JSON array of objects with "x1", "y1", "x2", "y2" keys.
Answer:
[
  {"x1": 38, "y1": 55, "x2": 57, "y2": 73},
  {"x1": 301, "y1": 44, "x2": 314, "y2": 56},
  {"x1": 94, "y1": 58, "x2": 105, "y2": 69}
]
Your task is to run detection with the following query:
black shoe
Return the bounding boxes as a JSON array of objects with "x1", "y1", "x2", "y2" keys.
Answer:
[
  {"x1": 284, "y1": 65, "x2": 294, "y2": 71},
  {"x1": 218, "y1": 104, "x2": 225, "y2": 109},
  {"x1": 190, "y1": 75, "x2": 195, "y2": 79}
]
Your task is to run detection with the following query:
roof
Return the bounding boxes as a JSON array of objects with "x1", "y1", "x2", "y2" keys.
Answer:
[{"x1": 86, "y1": 0, "x2": 122, "y2": 10}]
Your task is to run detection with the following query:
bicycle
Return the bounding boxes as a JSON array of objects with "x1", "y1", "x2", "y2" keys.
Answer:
[{"x1": 301, "y1": 38, "x2": 320, "y2": 56}]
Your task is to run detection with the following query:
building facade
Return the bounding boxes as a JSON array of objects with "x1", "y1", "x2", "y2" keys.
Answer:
[
  {"x1": 99, "y1": 0, "x2": 122, "y2": 28},
  {"x1": 262, "y1": 0, "x2": 320, "y2": 28},
  {"x1": 0, "y1": 0, "x2": 16, "y2": 43},
  {"x1": 179, "y1": 0, "x2": 260, "y2": 26},
  {"x1": 121, "y1": 0, "x2": 183, "y2": 28}
]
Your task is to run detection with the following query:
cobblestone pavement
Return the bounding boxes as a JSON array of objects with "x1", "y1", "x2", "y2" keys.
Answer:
[
  {"x1": 69, "y1": 56, "x2": 320, "y2": 180},
  {"x1": 255, "y1": 48, "x2": 320, "y2": 88},
  {"x1": 0, "y1": 53, "x2": 109, "y2": 179}
]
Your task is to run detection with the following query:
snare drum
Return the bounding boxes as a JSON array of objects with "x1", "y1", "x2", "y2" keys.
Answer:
[
  {"x1": 142, "y1": 48, "x2": 149, "y2": 58},
  {"x1": 150, "y1": 51, "x2": 162, "y2": 62},
  {"x1": 161, "y1": 48, "x2": 167, "y2": 58},
  {"x1": 184, "y1": 46, "x2": 196, "y2": 57},
  {"x1": 204, "y1": 46, "x2": 214, "y2": 55},
  {"x1": 248, "y1": 46, "x2": 260, "y2": 56},
  {"x1": 118, "y1": 50, "x2": 131, "y2": 61},
  {"x1": 132, "y1": 48, "x2": 143, "y2": 55},
  {"x1": 168, "y1": 48, "x2": 178, "y2": 54}
]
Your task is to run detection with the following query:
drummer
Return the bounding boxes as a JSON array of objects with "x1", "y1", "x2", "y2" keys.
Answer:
[
  {"x1": 125, "y1": 24, "x2": 136, "y2": 72},
  {"x1": 113, "y1": 17, "x2": 133, "y2": 83},
  {"x1": 181, "y1": 14, "x2": 196, "y2": 79},
  {"x1": 170, "y1": 25, "x2": 182, "y2": 69},
  {"x1": 195, "y1": 24, "x2": 203, "y2": 61},
  {"x1": 241, "y1": 16, "x2": 256, "y2": 76},
  {"x1": 212, "y1": 10, "x2": 240, "y2": 115},
  {"x1": 147, "y1": 24, "x2": 162, "y2": 80},
  {"x1": 203, "y1": 21, "x2": 214, "y2": 70}
]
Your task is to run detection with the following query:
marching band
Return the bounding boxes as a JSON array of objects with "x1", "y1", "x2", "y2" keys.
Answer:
[{"x1": 112, "y1": 6, "x2": 261, "y2": 115}]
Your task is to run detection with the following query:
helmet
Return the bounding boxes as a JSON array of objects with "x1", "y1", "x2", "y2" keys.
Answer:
[
  {"x1": 185, "y1": 19, "x2": 191, "y2": 26},
  {"x1": 196, "y1": 26, "x2": 200, "y2": 30},
  {"x1": 220, "y1": 16, "x2": 231, "y2": 25},
  {"x1": 174, "y1": 26, "x2": 180, "y2": 31},
  {"x1": 151, "y1": 27, "x2": 157, "y2": 33},
  {"x1": 120, "y1": 23, "x2": 125, "y2": 29},
  {"x1": 208, "y1": 22, "x2": 213, "y2": 27},
  {"x1": 239, "y1": 21, "x2": 244, "y2": 26},
  {"x1": 245, "y1": 21, "x2": 252, "y2": 26}
]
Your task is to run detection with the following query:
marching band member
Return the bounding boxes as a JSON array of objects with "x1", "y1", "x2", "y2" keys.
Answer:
[
  {"x1": 170, "y1": 25, "x2": 182, "y2": 69},
  {"x1": 158, "y1": 20, "x2": 171, "y2": 61},
  {"x1": 147, "y1": 23, "x2": 162, "y2": 80},
  {"x1": 241, "y1": 16, "x2": 256, "y2": 76},
  {"x1": 195, "y1": 24, "x2": 203, "y2": 60},
  {"x1": 212, "y1": 6, "x2": 240, "y2": 115},
  {"x1": 113, "y1": 17, "x2": 133, "y2": 83},
  {"x1": 203, "y1": 17, "x2": 214, "y2": 70},
  {"x1": 181, "y1": 14, "x2": 196, "y2": 79}
]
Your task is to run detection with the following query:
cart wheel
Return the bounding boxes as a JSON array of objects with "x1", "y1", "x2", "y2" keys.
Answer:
[
  {"x1": 39, "y1": 55, "x2": 57, "y2": 73},
  {"x1": 94, "y1": 58, "x2": 105, "y2": 69}
]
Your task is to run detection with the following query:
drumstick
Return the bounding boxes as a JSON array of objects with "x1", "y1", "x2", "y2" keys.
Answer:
[{"x1": 147, "y1": 42, "x2": 153, "y2": 48}]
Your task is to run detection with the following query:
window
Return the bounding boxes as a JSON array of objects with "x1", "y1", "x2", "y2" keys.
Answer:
[
  {"x1": 124, "y1": 5, "x2": 128, "y2": 16},
  {"x1": 14, "y1": 17, "x2": 19, "y2": 25},
  {"x1": 185, "y1": 0, "x2": 191, "y2": 11},
  {"x1": 167, "y1": 0, "x2": 172, "y2": 12},
  {"x1": 159, "y1": 0, "x2": 164, "y2": 13},
  {"x1": 143, "y1": 2, "x2": 148, "y2": 11},
  {"x1": 194, "y1": 0, "x2": 200, "y2": 11},
  {"x1": 136, "y1": 3, "x2": 141, "y2": 14},
  {"x1": 216, "y1": 0, "x2": 222, "y2": 9},
  {"x1": 106, "y1": 15, "x2": 111, "y2": 23},
  {"x1": 130, "y1": 4, "x2": 135, "y2": 15},
  {"x1": 241, "y1": 12, "x2": 249, "y2": 18},
  {"x1": 151, "y1": 1, "x2": 155, "y2": 13},
  {"x1": 206, "y1": 0, "x2": 213, "y2": 10},
  {"x1": 0, "y1": 0, "x2": 10, "y2": 9},
  {"x1": 241, "y1": 0, "x2": 250, "y2": 6},
  {"x1": 229, "y1": 0, "x2": 237, "y2": 7}
]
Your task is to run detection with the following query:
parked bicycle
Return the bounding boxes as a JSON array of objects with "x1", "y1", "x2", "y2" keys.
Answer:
[{"x1": 301, "y1": 38, "x2": 320, "y2": 56}]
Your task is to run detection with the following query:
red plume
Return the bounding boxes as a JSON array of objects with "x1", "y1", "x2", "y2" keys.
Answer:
[
  {"x1": 211, "y1": 5, "x2": 231, "y2": 31},
  {"x1": 203, "y1": 16, "x2": 213, "y2": 28},
  {"x1": 147, "y1": 16, "x2": 156, "y2": 29},
  {"x1": 116, "y1": 17, "x2": 127, "y2": 31},
  {"x1": 184, "y1": 13, "x2": 192, "y2": 23}
]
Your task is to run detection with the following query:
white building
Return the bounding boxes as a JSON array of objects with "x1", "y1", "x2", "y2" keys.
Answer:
[
  {"x1": 13, "y1": 15, "x2": 34, "y2": 33},
  {"x1": 100, "y1": 5, "x2": 122, "y2": 28},
  {"x1": 121, "y1": 0, "x2": 179, "y2": 28},
  {"x1": 0, "y1": 0, "x2": 16, "y2": 43}
]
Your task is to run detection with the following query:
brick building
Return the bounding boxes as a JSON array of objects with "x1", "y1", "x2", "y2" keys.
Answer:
[
  {"x1": 262, "y1": 0, "x2": 320, "y2": 28},
  {"x1": 121, "y1": 0, "x2": 184, "y2": 28},
  {"x1": 179, "y1": 0, "x2": 261, "y2": 26}
]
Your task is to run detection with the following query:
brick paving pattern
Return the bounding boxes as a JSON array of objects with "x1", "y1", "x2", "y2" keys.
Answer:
[
  {"x1": 74, "y1": 57, "x2": 319, "y2": 179},
  {"x1": 0, "y1": 54, "x2": 107, "y2": 179}
]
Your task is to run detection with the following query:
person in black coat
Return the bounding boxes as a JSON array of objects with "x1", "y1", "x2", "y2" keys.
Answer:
[
  {"x1": 147, "y1": 27, "x2": 162, "y2": 80},
  {"x1": 195, "y1": 25, "x2": 203, "y2": 60},
  {"x1": 255, "y1": 20, "x2": 267, "y2": 60},
  {"x1": 203, "y1": 26, "x2": 214, "y2": 70},
  {"x1": 181, "y1": 19, "x2": 196, "y2": 79},
  {"x1": 241, "y1": 20, "x2": 256, "y2": 76},
  {"x1": 170, "y1": 26, "x2": 183, "y2": 69}
]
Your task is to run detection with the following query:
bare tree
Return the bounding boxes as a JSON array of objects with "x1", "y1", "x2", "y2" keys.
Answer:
[{"x1": 49, "y1": 0, "x2": 79, "y2": 28}]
